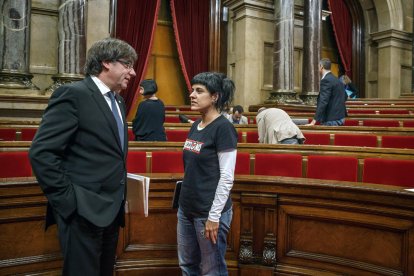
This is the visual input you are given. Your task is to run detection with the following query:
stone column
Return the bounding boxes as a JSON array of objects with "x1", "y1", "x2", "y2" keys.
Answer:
[
  {"x1": 371, "y1": 30, "x2": 411, "y2": 98},
  {"x1": 300, "y1": 0, "x2": 321, "y2": 105},
  {"x1": 0, "y1": 0, "x2": 39, "y2": 94},
  {"x1": 46, "y1": 0, "x2": 86, "y2": 94},
  {"x1": 266, "y1": 0, "x2": 298, "y2": 103},
  {"x1": 412, "y1": 4, "x2": 414, "y2": 94},
  {"x1": 223, "y1": 0, "x2": 274, "y2": 108}
]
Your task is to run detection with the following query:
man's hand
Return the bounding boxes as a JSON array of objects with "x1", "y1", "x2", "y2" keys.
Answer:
[
  {"x1": 305, "y1": 119, "x2": 316, "y2": 126},
  {"x1": 204, "y1": 219, "x2": 219, "y2": 244}
]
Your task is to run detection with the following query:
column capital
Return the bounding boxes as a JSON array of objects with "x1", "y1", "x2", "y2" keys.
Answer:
[
  {"x1": 370, "y1": 29, "x2": 412, "y2": 49},
  {"x1": 223, "y1": 0, "x2": 274, "y2": 22}
]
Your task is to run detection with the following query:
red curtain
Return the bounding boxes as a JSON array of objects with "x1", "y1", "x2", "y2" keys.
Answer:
[
  {"x1": 328, "y1": 0, "x2": 352, "y2": 78},
  {"x1": 116, "y1": 0, "x2": 160, "y2": 116},
  {"x1": 170, "y1": 0, "x2": 209, "y2": 92}
]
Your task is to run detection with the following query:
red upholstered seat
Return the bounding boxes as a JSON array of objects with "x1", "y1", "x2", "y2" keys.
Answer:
[
  {"x1": 151, "y1": 151, "x2": 184, "y2": 173},
  {"x1": 254, "y1": 153, "x2": 302, "y2": 177},
  {"x1": 165, "y1": 116, "x2": 181, "y2": 123},
  {"x1": 237, "y1": 131, "x2": 243, "y2": 143},
  {"x1": 343, "y1": 119, "x2": 359, "y2": 126},
  {"x1": 379, "y1": 109, "x2": 410, "y2": 114},
  {"x1": 0, "y1": 151, "x2": 32, "y2": 178},
  {"x1": 381, "y1": 135, "x2": 414, "y2": 149},
  {"x1": 21, "y1": 128, "x2": 37, "y2": 141},
  {"x1": 303, "y1": 132, "x2": 330, "y2": 145},
  {"x1": 363, "y1": 158, "x2": 414, "y2": 187},
  {"x1": 128, "y1": 129, "x2": 135, "y2": 141},
  {"x1": 246, "y1": 131, "x2": 259, "y2": 143},
  {"x1": 166, "y1": 129, "x2": 189, "y2": 142},
  {"x1": 347, "y1": 109, "x2": 376, "y2": 114},
  {"x1": 307, "y1": 155, "x2": 358, "y2": 182},
  {"x1": 0, "y1": 128, "x2": 16, "y2": 140},
  {"x1": 403, "y1": 120, "x2": 414, "y2": 127},
  {"x1": 334, "y1": 133, "x2": 377, "y2": 147},
  {"x1": 179, "y1": 107, "x2": 192, "y2": 111},
  {"x1": 362, "y1": 120, "x2": 399, "y2": 127},
  {"x1": 235, "y1": 152, "x2": 250, "y2": 175},
  {"x1": 127, "y1": 151, "x2": 147, "y2": 173},
  {"x1": 165, "y1": 107, "x2": 176, "y2": 111}
]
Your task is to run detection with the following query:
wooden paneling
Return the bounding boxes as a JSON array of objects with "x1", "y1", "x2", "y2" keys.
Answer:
[{"x1": 1, "y1": 175, "x2": 414, "y2": 275}]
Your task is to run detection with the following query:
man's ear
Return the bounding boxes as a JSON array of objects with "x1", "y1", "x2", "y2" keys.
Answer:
[{"x1": 101, "y1": 61, "x2": 111, "y2": 70}]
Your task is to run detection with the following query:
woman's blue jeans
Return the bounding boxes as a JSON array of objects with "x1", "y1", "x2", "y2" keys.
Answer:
[{"x1": 177, "y1": 207, "x2": 232, "y2": 276}]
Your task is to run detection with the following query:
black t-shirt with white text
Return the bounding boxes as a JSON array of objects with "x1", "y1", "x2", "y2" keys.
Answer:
[{"x1": 179, "y1": 115, "x2": 238, "y2": 219}]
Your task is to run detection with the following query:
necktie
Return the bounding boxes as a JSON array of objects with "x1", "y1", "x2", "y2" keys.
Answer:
[{"x1": 108, "y1": 92, "x2": 124, "y2": 151}]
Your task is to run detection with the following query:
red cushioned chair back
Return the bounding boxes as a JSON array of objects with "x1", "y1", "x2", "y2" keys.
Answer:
[
  {"x1": 343, "y1": 119, "x2": 359, "y2": 126},
  {"x1": 127, "y1": 151, "x2": 147, "y2": 173},
  {"x1": 334, "y1": 133, "x2": 377, "y2": 147},
  {"x1": 379, "y1": 109, "x2": 410, "y2": 114},
  {"x1": 165, "y1": 129, "x2": 189, "y2": 142},
  {"x1": 235, "y1": 152, "x2": 250, "y2": 175},
  {"x1": 347, "y1": 109, "x2": 376, "y2": 114},
  {"x1": 381, "y1": 136, "x2": 414, "y2": 149},
  {"x1": 0, "y1": 152, "x2": 32, "y2": 178},
  {"x1": 362, "y1": 120, "x2": 399, "y2": 127},
  {"x1": 128, "y1": 129, "x2": 135, "y2": 141},
  {"x1": 246, "y1": 131, "x2": 259, "y2": 143},
  {"x1": 307, "y1": 155, "x2": 358, "y2": 182},
  {"x1": 363, "y1": 158, "x2": 414, "y2": 187},
  {"x1": 0, "y1": 129, "x2": 16, "y2": 140},
  {"x1": 164, "y1": 116, "x2": 181, "y2": 123},
  {"x1": 21, "y1": 128, "x2": 37, "y2": 141},
  {"x1": 151, "y1": 151, "x2": 184, "y2": 173},
  {"x1": 303, "y1": 132, "x2": 330, "y2": 145},
  {"x1": 254, "y1": 153, "x2": 302, "y2": 177},
  {"x1": 237, "y1": 131, "x2": 243, "y2": 143},
  {"x1": 403, "y1": 120, "x2": 414, "y2": 127}
]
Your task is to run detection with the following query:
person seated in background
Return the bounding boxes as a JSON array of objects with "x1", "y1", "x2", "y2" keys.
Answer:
[
  {"x1": 340, "y1": 74, "x2": 358, "y2": 99},
  {"x1": 256, "y1": 107, "x2": 305, "y2": 144},
  {"x1": 226, "y1": 105, "x2": 248, "y2": 124},
  {"x1": 132, "y1": 79, "x2": 167, "y2": 141}
]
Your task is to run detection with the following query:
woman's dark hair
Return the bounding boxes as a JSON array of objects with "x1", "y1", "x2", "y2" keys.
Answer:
[
  {"x1": 191, "y1": 72, "x2": 235, "y2": 112},
  {"x1": 84, "y1": 38, "x2": 137, "y2": 76}
]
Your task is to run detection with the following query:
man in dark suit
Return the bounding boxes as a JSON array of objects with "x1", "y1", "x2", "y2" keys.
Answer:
[
  {"x1": 308, "y1": 58, "x2": 347, "y2": 126},
  {"x1": 29, "y1": 38, "x2": 137, "y2": 275}
]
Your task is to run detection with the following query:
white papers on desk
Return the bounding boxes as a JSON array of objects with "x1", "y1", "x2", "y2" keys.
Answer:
[{"x1": 127, "y1": 173, "x2": 150, "y2": 217}]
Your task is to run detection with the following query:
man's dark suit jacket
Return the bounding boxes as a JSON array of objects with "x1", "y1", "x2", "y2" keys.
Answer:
[
  {"x1": 29, "y1": 76, "x2": 128, "y2": 229},
  {"x1": 314, "y1": 72, "x2": 347, "y2": 123}
]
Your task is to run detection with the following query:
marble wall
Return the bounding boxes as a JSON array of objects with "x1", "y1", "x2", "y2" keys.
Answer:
[
  {"x1": 7, "y1": 0, "x2": 414, "y2": 101},
  {"x1": 224, "y1": 0, "x2": 413, "y2": 106},
  {"x1": 29, "y1": 0, "x2": 109, "y2": 91}
]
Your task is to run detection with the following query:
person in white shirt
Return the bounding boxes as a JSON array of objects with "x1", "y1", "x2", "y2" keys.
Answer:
[
  {"x1": 226, "y1": 105, "x2": 248, "y2": 124},
  {"x1": 256, "y1": 107, "x2": 305, "y2": 144}
]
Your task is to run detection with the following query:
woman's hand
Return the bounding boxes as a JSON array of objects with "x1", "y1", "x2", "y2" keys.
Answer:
[{"x1": 204, "y1": 219, "x2": 219, "y2": 244}]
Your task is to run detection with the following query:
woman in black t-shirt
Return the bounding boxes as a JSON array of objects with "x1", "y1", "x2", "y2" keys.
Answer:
[{"x1": 178, "y1": 72, "x2": 237, "y2": 275}]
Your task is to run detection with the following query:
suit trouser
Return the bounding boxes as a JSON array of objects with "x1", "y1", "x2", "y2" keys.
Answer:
[{"x1": 55, "y1": 212, "x2": 120, "y2": 276}]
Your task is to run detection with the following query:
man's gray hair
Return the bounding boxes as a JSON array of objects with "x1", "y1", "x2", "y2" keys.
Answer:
[
  {"x1": 319, "y1": 58, "x2": 331, "y2": 70},
  {"x1": 84, "y1": 38, "x2": 137, "y2": 76}
]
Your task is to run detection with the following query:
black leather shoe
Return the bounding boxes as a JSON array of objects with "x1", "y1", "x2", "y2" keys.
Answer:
[{"x1": 179, "y1": 114, "x2": 190, "y2": 123}]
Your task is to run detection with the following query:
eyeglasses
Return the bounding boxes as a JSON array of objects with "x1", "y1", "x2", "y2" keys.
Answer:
[{"x1": 116, "y1": 59, "x2": 134, "y2": 70}]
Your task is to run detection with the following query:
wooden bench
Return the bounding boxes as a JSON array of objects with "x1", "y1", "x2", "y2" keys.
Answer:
[
  {"x1": 3, "y1": 141, "x2": 413, "y2": 187},
  {"x1": 1, "y1": 175, "x2": 413, "y2": 275},
  {"x1": 162, "y1": 127, "x2": 414, "y2": 149}
]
